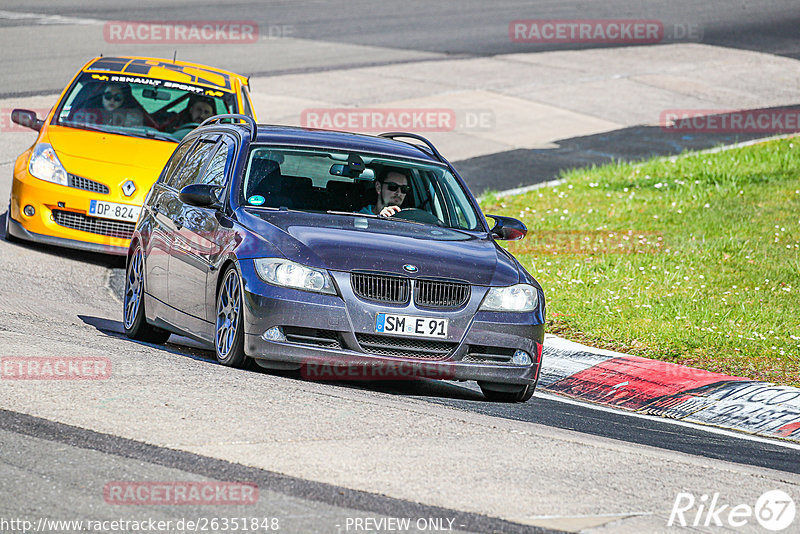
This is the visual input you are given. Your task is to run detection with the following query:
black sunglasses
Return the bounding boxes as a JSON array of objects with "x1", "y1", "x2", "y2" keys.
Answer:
[
  {"x1": 384, "y1": 181, "x2": 411, "y2": 194},
  {"x1": 103, "y1": 91, "x2": 123, "y2": 103}
]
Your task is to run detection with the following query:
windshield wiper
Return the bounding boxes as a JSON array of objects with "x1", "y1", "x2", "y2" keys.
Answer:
[
  {"x1": 128, "y1": 130, "x2": 177, "y2": 143},
  {"x1": 326, "y1": 210, "x2": 379, "y2": 218},
  {"x1": 326, "y1": 210, "x2": 447, "y2": 228},
  {"x1": 57, "y1": 120, "x2": 177, "y2": 142},
  {"x1": 57, "y1": 121, "x2": 115, "y2": 134}
]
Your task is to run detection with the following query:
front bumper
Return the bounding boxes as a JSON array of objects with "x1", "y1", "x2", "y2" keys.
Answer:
[
  {"x1": 246, "y1": 334, "x2": 542, "y2": 384},
  {"x1": 239, "y1": 263, "x2": 544, "y2": 386},
  {"x1": 6, "y1": 216, "x2": 128, "y2": 255},
  {"x1": 9, "y1": 168, "x2": 139, "y2": 255}
]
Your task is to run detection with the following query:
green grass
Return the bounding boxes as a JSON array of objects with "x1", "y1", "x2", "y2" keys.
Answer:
[{"x1": 480, "y1": 138, "x2": 800, "y2": 386}]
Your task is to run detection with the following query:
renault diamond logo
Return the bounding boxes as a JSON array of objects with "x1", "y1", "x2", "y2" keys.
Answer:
[
  {"x1": 121, "y1": 180, "x2": 136, "y2": 197},
  {"x1": 403, "y1": 264, "x2": 418, "y2": 273}
]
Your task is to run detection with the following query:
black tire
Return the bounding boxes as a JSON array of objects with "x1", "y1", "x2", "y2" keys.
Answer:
[
  {"x1": 479, "y1": 381, "x2": 536, "y2": 403},
  {"x1": 123, "y1": 244, "x2": 171, "y2": 344},
  {"x1": 214, "y1": 265, "x2": 247, "y2": 368}
]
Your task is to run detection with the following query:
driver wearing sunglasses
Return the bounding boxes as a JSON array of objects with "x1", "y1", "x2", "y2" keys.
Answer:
[
  {"x1": 71, "y1": 82, "x2": 143, "y2": 127},
  {"x1": 101, "y1": 86, "x2": 125, "y2": 111},
  {"x1": 360, "y1": 166, "x2": 411, "y2": 217}
]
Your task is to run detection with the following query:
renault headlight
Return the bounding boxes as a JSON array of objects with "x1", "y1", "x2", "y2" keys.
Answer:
[
  {"x1": 480, "y1": 284, "x2": 538, "y2": 312},
  {"x1": 29, "y1": 143, "x2": 68, "y2": 186},
  {"x1": 254, "y1": 258, "x2": 336, "y2": 295}
]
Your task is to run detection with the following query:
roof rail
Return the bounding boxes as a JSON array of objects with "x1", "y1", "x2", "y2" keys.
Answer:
[
  {"x1": 200, "y1": 114, "x2": 257, "y2": 138},
  {"x1": 378, "y1": 132, "x2": 446, "y2": 163}
]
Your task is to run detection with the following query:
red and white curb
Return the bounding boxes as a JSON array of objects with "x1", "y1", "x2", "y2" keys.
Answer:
[{"x1": 541, "y1": 335, "x2": 800, "y2": 442}]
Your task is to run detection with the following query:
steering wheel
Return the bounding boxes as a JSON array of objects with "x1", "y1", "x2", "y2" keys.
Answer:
[{"x1": 390, "y1": 208, "x2": 441, "y2": 225}]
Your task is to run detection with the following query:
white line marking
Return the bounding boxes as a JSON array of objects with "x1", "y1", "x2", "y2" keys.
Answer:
[
  {"x1": 524, "y1": 512, "x2": 651, "y2": 520},
  {"x1": 0, "y1": 10, "x2": 103, "y2": 26},
  {"x1": 486, "y1": 178, "x2": 566, "y2": 199},
  {"x1": 535, "y1": 391, "x2": 800, "y2": 450},
  {"x1": 487, "y1": 133, "x2": 799, "y2": 199}
]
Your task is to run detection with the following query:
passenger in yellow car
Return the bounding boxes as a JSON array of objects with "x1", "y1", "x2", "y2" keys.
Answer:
[
  {"x1": 161, "y1": 94, "x2": 216, "y2": 132},
  {"x1": 187, "y1": 95, "x2": 216, "y2": 123}
]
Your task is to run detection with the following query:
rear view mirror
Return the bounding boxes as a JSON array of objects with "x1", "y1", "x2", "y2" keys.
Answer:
[
  {"x1": 330, "y1": 154, "x2": 366, "y2": 178},
  {"x1": 142, "y1": 89, "x2": 171, "y2": 101},
  {"x1": 180, "y1": 184, "x2": 223, "y2": 208},
  {"x1": 11, "y1": 109, "x2": 43, "y2": 131},
  {"x1": 487, "y1": 214, "x2": 527, "y2": 241},
  {"x1": 330, "y1": 163, "x2": 366, "y2": 178}
]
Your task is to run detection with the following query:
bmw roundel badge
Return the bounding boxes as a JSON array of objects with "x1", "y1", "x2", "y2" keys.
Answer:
[{"x1": 403, "y1": 264, "x2": 418, "y2": 273}]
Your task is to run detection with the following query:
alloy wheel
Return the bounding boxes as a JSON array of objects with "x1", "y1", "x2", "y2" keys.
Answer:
[
  {"x1": 216, "y1": 269, "x2": 241, "y2": 359},
  {"x1": 124, "y1": 247, "x2": 143, "y2": 330}
]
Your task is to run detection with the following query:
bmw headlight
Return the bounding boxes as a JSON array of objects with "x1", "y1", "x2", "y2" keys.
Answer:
[
  {"x1": 29, "y1": 143, "x2": 68, "y2": 186},
  {"x1": 480, "y1": 284, "x2": 538, "y2": 312},
  {"x1": 254, "y1": 258, "x2": 336, "y2": 295}
]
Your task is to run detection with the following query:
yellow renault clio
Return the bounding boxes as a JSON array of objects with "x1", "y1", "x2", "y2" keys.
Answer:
[{"x1": 6, "y1": 56, "x2": 256, "y2": 255}]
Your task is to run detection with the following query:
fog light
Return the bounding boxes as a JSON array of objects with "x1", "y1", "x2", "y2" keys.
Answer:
[
  {"x1": 511, "y1": 350, "x2": 532, "y2": 365},
  {"x1": 23, "y1": 205, "x2": 35, "y2": 217},
  {"x1": 262, "y1": 326, "x2": 285, "y2": 342}
]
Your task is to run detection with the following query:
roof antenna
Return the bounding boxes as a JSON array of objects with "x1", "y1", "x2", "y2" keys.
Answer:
[{"x1": 172, "y1": 50, "x2": 177, "y2": 63}]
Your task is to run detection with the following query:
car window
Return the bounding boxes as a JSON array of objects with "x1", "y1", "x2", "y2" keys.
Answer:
[
  {"x1": 160, "y1": 141, "x2": 195, "y2": 186},
  {"x1": 241, "y1": 146, "x2": 482, "y2": 231},
  {"x1": 198, "y1": 141, "x2": 231, "y2": 188},
  {"x1": 53, "y1": 72, "x2": 237, "y2": 142},
  {"x1": 240, "y1": 87, "x2": 254, "y2": 118},
  {"x1": 169, "y1": 139, "x2": 218, "y2": 191}
]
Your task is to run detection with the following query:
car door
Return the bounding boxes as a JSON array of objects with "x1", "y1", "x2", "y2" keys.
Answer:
[
  {"x1": 167, "y1": 134, "x2": 230, "y2": 339},
  {"x1": 144, "y1": 139, "x2": 195, "y2": 305}
]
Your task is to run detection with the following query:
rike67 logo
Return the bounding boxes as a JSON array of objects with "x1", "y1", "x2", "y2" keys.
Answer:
[{"x1": 669, "y1": 490, "x2": 795, "y2": 531}]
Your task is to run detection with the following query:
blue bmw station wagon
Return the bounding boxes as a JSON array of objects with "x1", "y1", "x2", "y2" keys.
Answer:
[{"x1": 124, "y1": 115, "x2": 545, "y2": 402}]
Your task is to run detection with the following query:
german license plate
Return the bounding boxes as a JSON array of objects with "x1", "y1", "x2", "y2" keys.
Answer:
[
  {"x1": 88, "y1": 200, "x2": 141, "y2": 223},
  {"x1": 375, "y1": 313, "x2": 448, "y2": 339}
]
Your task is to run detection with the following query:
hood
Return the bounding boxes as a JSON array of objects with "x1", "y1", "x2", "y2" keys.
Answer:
[
  {"x1": 47, "y1": 125, "x2": 176, "y2": 171},
  {"x1": 239, "y1": 209, "x2": 520, "y2": 286},
  {"x1": 44, "y1": 125, "x2": 178, "y2": 203}
]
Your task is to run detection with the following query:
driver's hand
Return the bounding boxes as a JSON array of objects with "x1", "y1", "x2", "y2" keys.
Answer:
[{"x1": 378, "y1": 205, "x2": 402, "y2": 217}]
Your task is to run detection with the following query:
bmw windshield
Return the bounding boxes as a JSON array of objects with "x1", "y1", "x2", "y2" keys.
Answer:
[
  {"x1": 240, "y1": 146, "x2": 484, "y2": 231},
  {"x1": 53, "y1": 72, "x2": 238, "y2": 142}
]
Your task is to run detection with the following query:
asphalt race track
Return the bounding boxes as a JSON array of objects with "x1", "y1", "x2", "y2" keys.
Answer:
[{"x1": 1, "y1": 2, "x2": 799, "y2": 533}]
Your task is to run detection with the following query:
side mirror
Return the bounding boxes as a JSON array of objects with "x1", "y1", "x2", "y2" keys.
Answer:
[
  {"x1": 11, "y1": 109, "x2": 43, "y2": 131},
  {"x1": 179, "y1": 183, "x2": 222, "y2": 208},
  {"x1": 487, "y1": 214, "x2": 527, "y2": 241}
]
